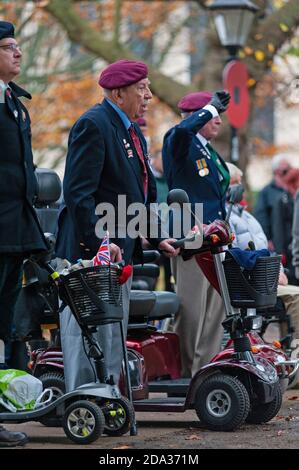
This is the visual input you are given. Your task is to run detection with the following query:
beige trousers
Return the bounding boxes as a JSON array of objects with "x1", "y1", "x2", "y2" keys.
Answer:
[
  {"x1": 277, "y1": 284, "x2": 299, "y2": 339},
  {"x1": 171, "y1": 256, "x2": 225, "y2": 378}
]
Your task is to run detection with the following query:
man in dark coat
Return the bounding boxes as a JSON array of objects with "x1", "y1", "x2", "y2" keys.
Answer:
[
  {"x1": 0, "y1": 20, "x2": 46, "y2": 447},
  {"x1": 55, "y1": 59, "x2": 178, "y2": 391},
  {"x1": 162, "y1": 90, "x2": 230, "y2": 377}
]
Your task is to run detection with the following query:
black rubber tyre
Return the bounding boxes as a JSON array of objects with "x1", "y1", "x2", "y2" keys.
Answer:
[
  {"x1": 195, "y1": 374, "x2": 250, "y2": 431},
  {"x1": 287, "y1": 368, "x2": 299, "y2": 390},
  {"x1": 38, "y1": 372, "x2": 65, "y2": 427},
  {"x1": 63, "y1": 400, "x2": 105, "y2": 444},
  {"x1": 102, "y1": 397, "x2": 135, "y2": 436},
  {"x1": 246, "y1": 385, "x2": 282, "y2": 424}
]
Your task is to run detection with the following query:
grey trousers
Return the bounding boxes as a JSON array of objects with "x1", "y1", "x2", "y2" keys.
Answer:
[
  {"x1": 171, "y1": 256, "x2": 225, "y2": 378},
  {"x1": 60, "y1": 277, "x2": 132, "y2": 392}
]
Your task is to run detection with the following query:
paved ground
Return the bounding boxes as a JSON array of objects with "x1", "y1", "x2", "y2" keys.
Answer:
[{"x1": 3, "y1": 388, "x2": 299, "y2": 450}]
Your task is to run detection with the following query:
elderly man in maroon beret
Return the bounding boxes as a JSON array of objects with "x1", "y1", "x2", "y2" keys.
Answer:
[
  {"x1": 56, "y1": 59, "x2": 179, "y2": 394},
  {"x1": 162, "y1": 90, "x2": 231, "y2": 378}
]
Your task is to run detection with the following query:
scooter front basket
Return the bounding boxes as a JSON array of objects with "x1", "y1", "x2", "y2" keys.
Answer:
[
  {"x1": 59, "y1": 265, "x2": 123, "y2": 326},
  {"x1": 223, "y1": 254, "x2": 281, "y2": 309}
]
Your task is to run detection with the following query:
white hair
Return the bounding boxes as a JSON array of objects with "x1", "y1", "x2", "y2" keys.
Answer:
[
  {"x1": 271, "y1": 154, "x2": 289, "y2": 171},
  {"x1": 226, "y1": 162, "x2": 243, "y2": 180}
]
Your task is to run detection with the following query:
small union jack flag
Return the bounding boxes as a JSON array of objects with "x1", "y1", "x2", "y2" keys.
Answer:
[{"x1": 93, "y1": 232, "x2": 111, "y2": 266}]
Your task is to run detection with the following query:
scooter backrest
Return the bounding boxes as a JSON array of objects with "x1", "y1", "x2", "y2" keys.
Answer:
[
  {"x1": 35, "y1": 168, "x2": 62, "y2": 208},
  {"x1": 34, "y1": 168, "x2": 62, "y2": 235},
  {"x1": 133, "y1": 263, "x2": 160, "y2": 279},
  {"x1": 142, "y1": 250, "x2": 160, "y2": 264}
]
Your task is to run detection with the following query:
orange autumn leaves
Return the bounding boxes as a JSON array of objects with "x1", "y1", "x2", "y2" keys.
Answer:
[{"x1": 27, "y1": 73, "x2": 102, "y2": 150}]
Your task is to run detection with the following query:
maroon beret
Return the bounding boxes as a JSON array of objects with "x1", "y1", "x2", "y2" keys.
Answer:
[
  {"x1": 99, "y1": 59, "x2": 148, "y2": 89},
  {"x1": 178, "y1": 91, "x2": 213, "y2": 112}
]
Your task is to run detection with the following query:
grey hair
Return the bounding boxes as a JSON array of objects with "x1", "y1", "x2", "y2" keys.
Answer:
[{"x1": 103, "y1": 88, "x2": 112, "y2": 97}]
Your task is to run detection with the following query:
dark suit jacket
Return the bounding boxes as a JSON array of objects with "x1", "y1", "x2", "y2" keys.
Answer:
[
  {"x1": 162, "y1": 108, "x2": 229, "y2": 225},
  {"x1": 56, "y1": 99, "x2": 160, "y2": 264},
  {"x1": 0, "y1": 82, "x2": 46, "y2": 254},
  {"x1": 254, "y1": 181, "x2": 293, "y2": 257}
]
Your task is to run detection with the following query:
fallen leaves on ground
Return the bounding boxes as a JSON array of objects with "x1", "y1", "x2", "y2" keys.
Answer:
[
  {"x1": 185, "y1": 434, "x2": 201, "y2": 440},
  {"x1": 112, "y1": 445, "x2": 134, "y2": 449}
]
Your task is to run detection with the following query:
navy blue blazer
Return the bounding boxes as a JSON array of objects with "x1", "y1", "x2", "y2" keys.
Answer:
[
  {"x1": 55, "y1": 99, "x2": 160, "y2": 264},
  {"x1": 162, "y1": 108, "x2": 229, "y2": 225}
]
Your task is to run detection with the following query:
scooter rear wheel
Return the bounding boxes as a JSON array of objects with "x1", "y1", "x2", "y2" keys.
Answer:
[
  {"x1": 195, "y1": 374, "x2": 250, "y2": 431},
  {"x1": 63, "y1": 400, "x2": 105, "y2": 444},
  {"x1": 246, "y1": 384, "x2": 282, "y2": 424},
  {"x1": 38, "y1": 372, "x2": 65, "y2": 427},
  {"x1": 102, "y1": 397, "x2": 135, "y2": 436}
]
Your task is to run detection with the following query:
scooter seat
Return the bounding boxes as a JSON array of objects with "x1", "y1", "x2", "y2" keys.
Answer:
[
  {"x1": 129, "y1": 290, "x2": 180, "y2": 321},
  {"x1": 130, "y1": 290, "x2": 156, "y2": 317}
]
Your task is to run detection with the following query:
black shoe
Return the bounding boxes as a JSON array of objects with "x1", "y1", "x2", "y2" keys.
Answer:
[{"x1": 0, "y1": 427, "x2": 28, "y2": 447}]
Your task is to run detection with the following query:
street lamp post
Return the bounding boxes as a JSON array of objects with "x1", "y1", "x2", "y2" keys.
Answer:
[{"x1": 207, "y1": 0, "x2": 259, "y2": 163}]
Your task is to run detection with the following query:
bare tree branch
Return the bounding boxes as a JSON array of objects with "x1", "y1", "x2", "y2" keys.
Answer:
[
  {"x1": 44, "y1": 0, "x2": 195, "y2": 111},
  {"x1": 245, "y1": 0, "x2": 299, "y2": 81}
]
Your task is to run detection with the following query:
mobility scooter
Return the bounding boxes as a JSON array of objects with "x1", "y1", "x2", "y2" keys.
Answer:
[{"x1": 124, "y1": 188, "x2": 299, "y2": 431}]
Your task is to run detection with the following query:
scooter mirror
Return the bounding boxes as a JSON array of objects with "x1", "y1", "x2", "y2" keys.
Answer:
[
  {"x1": 167, "y1": 189, "x2": 189, "y2": 206},
  {"x1": 227, "y1": 184, "x2": 244, "y2": 205}
]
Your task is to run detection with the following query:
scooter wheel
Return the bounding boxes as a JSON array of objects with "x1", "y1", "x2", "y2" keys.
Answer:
[
  {"x1": 102, "y1": 397, "x2": 135, "y2": 436},
  {"x1": 38, "y1": 372, "x2": 65, "y2": 427},
  {"x1": 246, "y1": 384, "x2": 282, "y2": 424},
  {"x1": 63, "y1": 400, "x2": 105, "y2": 444},
  {"x1": 287, "y1": 368, "x2": 299, "y2": 390},
  {"x1": 195, "y1": 374, "x2": 250, "y2": 431}
]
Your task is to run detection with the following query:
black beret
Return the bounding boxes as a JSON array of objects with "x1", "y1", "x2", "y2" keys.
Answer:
[{"x1": 0, "y1": 21, "x2": 15, "y2": 41}]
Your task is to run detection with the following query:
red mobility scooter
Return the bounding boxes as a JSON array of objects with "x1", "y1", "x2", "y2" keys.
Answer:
[{"x1": 124, "y1": 188, "x2": 299, "y2": 431}]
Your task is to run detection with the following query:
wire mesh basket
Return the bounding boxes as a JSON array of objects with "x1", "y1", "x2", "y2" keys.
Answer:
[
  {"x1": 59, "y1": 265, "x2": 123, "y2": 326},
  {"x1": 223, "y1": 254, "x2": 281, "y2": 309}
]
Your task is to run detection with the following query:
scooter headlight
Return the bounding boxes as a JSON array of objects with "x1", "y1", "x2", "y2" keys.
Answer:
[
  {"x1": 251, "y1": 315, "x2": 263, "y2": 330},
  {"x1": 256, "y1": 358, "x2": 278, "y2": 382}
]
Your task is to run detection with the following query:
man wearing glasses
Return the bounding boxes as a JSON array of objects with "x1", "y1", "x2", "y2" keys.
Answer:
[{"x1": 0, "y1": 21, "x2": 47, "y2": 447}]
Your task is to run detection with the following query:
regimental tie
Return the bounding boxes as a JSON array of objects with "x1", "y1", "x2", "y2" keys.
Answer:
[
  {"x1": 129, "y1": 124, "x2": 148, "y2": 196},
  {"x1": 205, "y1": 142, "x2": 230, "y2": 195}
]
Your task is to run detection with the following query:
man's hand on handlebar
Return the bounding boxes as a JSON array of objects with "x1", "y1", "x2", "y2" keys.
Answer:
[{"x1": 158, "y1": 239, "x2": 180, "y2": 258}]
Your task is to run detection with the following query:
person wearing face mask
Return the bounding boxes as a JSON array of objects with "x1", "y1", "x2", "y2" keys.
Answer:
[
  {"x1": 162, "y1": 90, "x2": 230, "y2": 378},
  {"x1": 0, "y1": 20, "x2": 47, "y2": 447},
  {"x1": 55, "y1": 59, "x2": 179, "y2": 392}
]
